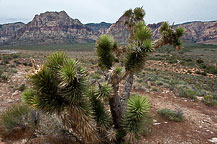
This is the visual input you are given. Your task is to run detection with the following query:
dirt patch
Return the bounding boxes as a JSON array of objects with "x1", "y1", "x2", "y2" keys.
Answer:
[{"x1": 135, "y1": 88, "x2": 217, "y2": 144}]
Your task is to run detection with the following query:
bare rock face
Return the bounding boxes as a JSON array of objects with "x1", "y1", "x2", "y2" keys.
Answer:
[
  {"x1": 106, "y1": 15, "x2": 129, "y2": 43},
  {"x1": 0, "y1": 22, "x2": 26, "y2": 44},
  {"x1": 85, "y1": 22, "x2": 111, "y2": 36},
  {"x1": 174, "y1": 21, "x2": 217, "y2": 44},
  {"x1": 0, "y1": 11, "x2": 97, "y2": 45}
]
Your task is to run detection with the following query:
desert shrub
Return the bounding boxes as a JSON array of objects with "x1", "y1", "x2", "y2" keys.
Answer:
[
  {"x1": 201, "y1": 71, "x2": 207, "y2": 76},
  {"x1": 204, "y1": 65, "x2": 217, "y2": 75},
  {"x1": 167, "y1": 56, "x2": 178, "y2": 64},
  {"x1": 91, "y1": 73, "x2": 101, "y2": 79},
  {"x1": 7, "y1": 68, "x2": 17, "y2": 76},
  {"x1": 196, "y1": 59, "x2": 204, "y2": 64},
  {"x1": 1, "y1": 58, "x2": 9, "y2": 65},
  {"x1": 195, "y1": 71, "x2": 201, "y2": 74},
  {"x1": 157, "y1": 108, "x2": 184, "y2": 122},
  {"x1": 151, "y1": 86, "x2": 158, "y2": 91},
  {"x1": 0, "y1": 69, "x2": 3, "y2": 77},
  {"x1": 1, "y1": 75, "x2": 8, "y2": 81},
  {"x1": 36, "y1": 113, "x2": 80, "y2": 143},
  {"x1": 13, "y1": 59, "x2": 20, "y2": 65},
  {"x1": 202, "y1": 95, "x2": 217, "y2": 107},
  {"x1": 175, "y1": 84, "x2": 197, "y2": 100},
  {"x1": 9, "y1": 64, "x2": 16, "y2": 68},
  {"x1": 22, "y1": 62, "x2": 28, "y2": 66},
  {"x1": 185, "y1": 58, "x2": 192, "y2": 62},
  {"x1": 0, "y1": 104, "x2": 37, "y2": 131},
  {"x1": 18, "y1": 84, "x2": 26, "y2": 91}
]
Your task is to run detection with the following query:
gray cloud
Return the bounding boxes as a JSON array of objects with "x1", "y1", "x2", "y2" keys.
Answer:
[{"x1": 0, "y1": 0, "x2": 216, "y2": 24}]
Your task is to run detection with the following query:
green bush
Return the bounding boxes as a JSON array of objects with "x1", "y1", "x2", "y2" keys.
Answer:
[
  {"x1": 1, "y1": 75, "x2": 8, "y2": 81},
  {"x1": 201, "y1": 71, "x2": 207, "y2": 76},
  {"x1": 18, "y1": 84, "x2": 26, "y2": 91},
  {"x1": 202, "y1": 95, "x2": 217, "y2": 107},
  {"x1": 7, "y1": 68, "x2": 17, "y2": 76},
  {"x1": 196, "y1": 59, "x2": 204, "y2": 64},
  {"x1": 91, "y1": 73, "x2": 101, "y2": 80},
  {"x1": 13, "y1": 59, "x2": 20, "y2": 65},
  {"x1": 0, "y1": 70, "x2": 3, "y2": 78},
  {"x1": 157, "y1": 108, "x2": 184, "y2": 122},
  {"x1": 175, "y1": 85, "x2": 197, "y2": 100},
  {"x1": 204, "y1": 65, "x2": 217, "y2": 75},
  {"x1": 151, "y1": 86, "x2": 158, "y2": 91},
  {"x1": 0, "y1": 104, "x2": 37, "y2": 131}
]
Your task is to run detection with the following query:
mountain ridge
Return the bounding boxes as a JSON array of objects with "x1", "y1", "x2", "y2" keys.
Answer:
[{"x1": 0, "y1": 11, "x2": 216, "y2": 45}]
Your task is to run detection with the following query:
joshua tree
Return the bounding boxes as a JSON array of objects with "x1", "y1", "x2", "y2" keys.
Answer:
[{"x1": 22, "y1": 7, "x2": 184, "y2": 144}]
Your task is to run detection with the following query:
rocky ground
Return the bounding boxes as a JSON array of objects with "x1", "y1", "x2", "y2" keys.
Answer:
[
  {"x1": 0, "y1": 50, "x2": 216, "y2": 144},
  {"x1": 137, "y1": 88, "x2": 217, "y2": 144}
]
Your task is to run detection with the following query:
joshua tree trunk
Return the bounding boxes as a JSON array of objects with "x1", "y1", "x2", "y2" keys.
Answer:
[
  {"x1": 109, "y1": 74, "x2": 122, "y2": 128},
  {"x1": 120, "y1": 73, "x2": 134, "y2": 114}
]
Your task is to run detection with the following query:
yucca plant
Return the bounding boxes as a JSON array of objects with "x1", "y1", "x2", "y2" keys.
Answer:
[{"x1": 22, "y1": 7, "x2": 184, "y2": 144}]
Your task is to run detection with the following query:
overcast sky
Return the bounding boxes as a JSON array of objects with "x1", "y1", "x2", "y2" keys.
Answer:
[{"x1": 0, "y1": 0, "x2": 217, "y2": 25}]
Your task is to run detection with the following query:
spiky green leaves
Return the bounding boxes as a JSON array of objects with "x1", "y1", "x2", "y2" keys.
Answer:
[
  {"x1": 124, "y1": 7, "x2": 145, "y2": 21},
  {"x1": 114, "y1": 66, "x2": 123, "y2": 76},
  {"x1": 176, "y1": 27, "x2": 185, "y2": 37},
  {"x1": 28, "y1": 66, "x2": 65, "y2": 113},
  {"x1": 160, "y1": 22, "x2": 170, "y2": 34},
  {"x1": 22, "y1": 88, "x2": 36, "y2": 106},
  {"x1": 122, "y1": 95, "x2": 150, "y2": 143},
  {"x1": 96, "y1": 35, "x2": 115, "y2": 70},
  {"x1": 125, "y1": 21, "x2": 152, "y2": 73},
  {"x1": 134, "y1": 22, "x2": 152, "y2": 45},
  {"x1": 23, "y1": 52, "x2": 89, "y2": 113},
  {"x1": 159, "y1": 22, "x2": 185, "y2": 49},
  {"x1": 124, "y1": 95, "x2": 150, "y2": 121},
  {"x1": 59, "y1": 59, "x2": 88, "y2": 104},
  {"x1": 125, "y1": 40, "x2": 152, "y2": 72},
  {"x1": 45, "y1": 51, "x2": 67, "y2": 72},
  {"x1": 59, "y1": 59, "x2": 78, "y2": 82},
  {"x1": 125, "y1": 50, "x2": 147, "y2": 72},
  {"x1": 133, "y1": 7, "x2": 145, "y2": 21},
  {"x1": 89, "y1": 87, "x2": 112, "y2": 132}
]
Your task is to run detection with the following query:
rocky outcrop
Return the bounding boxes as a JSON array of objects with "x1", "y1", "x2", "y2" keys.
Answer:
[
  {"x1": 0, "y1": 22, "x2": 26, "y2": 44},
  {"x1": 106, "y1": 15, "x2": 129, "y2": 43},
  {"x1": 179, "y1": 21, "x2": 217, "y2": 44},
  {"x1": 85, "y1": 22, "x2": 111, "y2": 35}
]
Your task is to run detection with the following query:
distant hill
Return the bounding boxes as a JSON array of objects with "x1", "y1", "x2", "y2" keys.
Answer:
[
  {"x1": 0, "y1": 11, "x2": 216, "y2": 45},
  {"x1": 0, "y1": 11, "x2": 97, "y2": 45},
  {"x1": 85, "y1": 22, "x2": 111, "y2": 35}
]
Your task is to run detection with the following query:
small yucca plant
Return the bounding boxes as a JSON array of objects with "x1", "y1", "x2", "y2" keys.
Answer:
[{"x1": 122, "y1": 95, "x2": 150, "y2": 143}]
